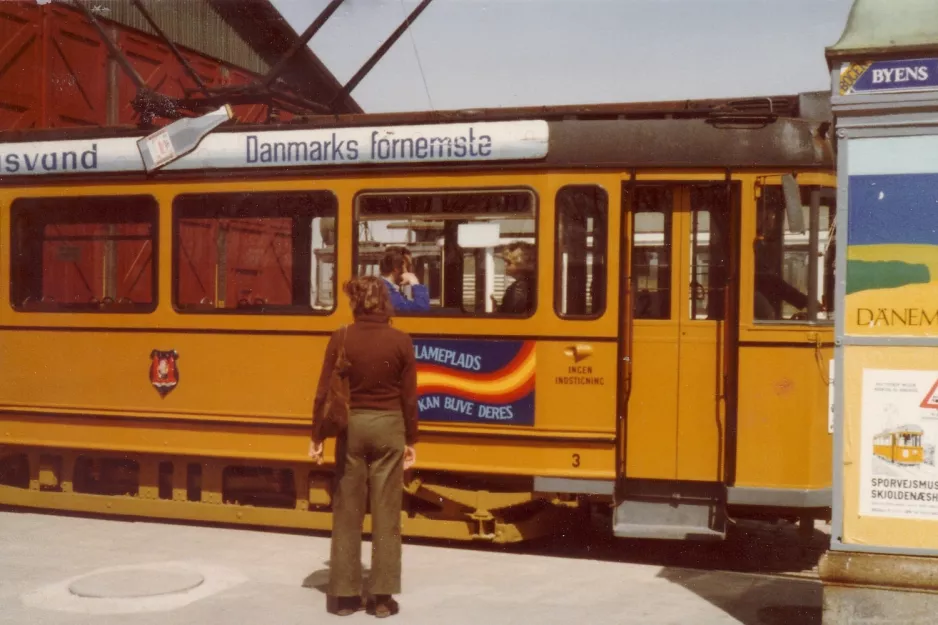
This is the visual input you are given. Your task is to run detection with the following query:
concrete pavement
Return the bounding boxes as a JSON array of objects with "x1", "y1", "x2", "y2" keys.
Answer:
[{"x1": 0, "y1": 510, "x2": 823, "y2": 624}]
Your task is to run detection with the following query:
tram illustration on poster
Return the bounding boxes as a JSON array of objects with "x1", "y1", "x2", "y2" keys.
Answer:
[
  {"x1": 846, "y1": 172, "x2": 938, "y2": 337},
  {"x1": 860, "y1": 368, "x2": 938, "y2": 519}
]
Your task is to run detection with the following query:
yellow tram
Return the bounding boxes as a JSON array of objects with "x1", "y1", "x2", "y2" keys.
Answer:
[
  {"x1": 873, "y1": 426, "x2": 925, "y2": 466},
  {"x1": 0, "y1": 93, "x2": 835, "y2": 542}
]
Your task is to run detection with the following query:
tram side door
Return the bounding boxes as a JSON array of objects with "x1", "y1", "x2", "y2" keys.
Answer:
[{"x1": 615, "y1": 181, "x2": 736, "y2": 540}]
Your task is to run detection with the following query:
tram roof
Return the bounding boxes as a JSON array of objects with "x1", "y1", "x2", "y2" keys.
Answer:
[
  {"x1": 2, "y1": 91, "x2": 831, "y2": 135},
  {"x1": 878, "y1": 424, "x2": 925, "y2": 435},
  {"x1": 0, "y1": 92, "x2": 834, "y2": 180}
]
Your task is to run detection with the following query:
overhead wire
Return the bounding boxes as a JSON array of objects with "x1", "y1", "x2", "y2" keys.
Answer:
[{"x1": 400, "y1": 0, "x2": 434, "y2": 110}]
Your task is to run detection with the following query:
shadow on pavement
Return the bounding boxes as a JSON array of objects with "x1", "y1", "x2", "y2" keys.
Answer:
[
  {"x1": 656, "y1": 567, "x2": 822, "y2": 625},
  {"x1": 408, "y1": 512, "x2": 827, "y2": 625},
  {"x1": 302, "y1": 561, "x2": 371, "y2": 595},
  {"x1": 422, "y1": 512, "x2": 829, "y2": 579},
  {"x1": 302, "y1": 566, "x2": 332, "y2": 594}
]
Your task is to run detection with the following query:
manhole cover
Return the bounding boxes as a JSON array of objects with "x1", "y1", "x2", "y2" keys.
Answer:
[{"x1": 68, "y1": 568, "x2": 205, "y2": 599}]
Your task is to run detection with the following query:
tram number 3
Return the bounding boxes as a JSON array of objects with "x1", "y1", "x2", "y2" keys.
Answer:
[{"x1": 572, "y1": 453, "x2": 581, "y2": 468}]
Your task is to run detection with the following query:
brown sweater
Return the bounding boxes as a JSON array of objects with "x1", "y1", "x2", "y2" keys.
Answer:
[{"x1": 312, "y1": 313, "x2": 418, "y2": 445}]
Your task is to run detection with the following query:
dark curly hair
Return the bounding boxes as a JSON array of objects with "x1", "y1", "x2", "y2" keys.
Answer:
[
  {"x1": 343, "y1": 275, "x2": 394, "y2": 318},
  {"x1": 379, "y1": 245, "x2": 412, "y2": 275}
]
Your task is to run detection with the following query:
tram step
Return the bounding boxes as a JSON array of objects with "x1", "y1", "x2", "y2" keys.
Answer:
[
  {"x1": 612, "y1": 521, "x2": 726, "y2": 541},
  {"x1": 612, "y1": 479, "x2": 727, "y2": 541}
]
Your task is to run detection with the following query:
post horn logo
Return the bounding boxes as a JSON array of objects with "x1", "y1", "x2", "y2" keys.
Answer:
[
  {"x1": 563, "y1": 344, "x2": 593, "y2": 363},
  {"x1": 149, "y1": 349, "x2": 179, "y2": 397}
]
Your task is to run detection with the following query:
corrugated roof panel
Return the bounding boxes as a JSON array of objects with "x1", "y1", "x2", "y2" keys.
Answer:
[{"x1": 62, "y1": 0, "x2": 268, "y2": 72}]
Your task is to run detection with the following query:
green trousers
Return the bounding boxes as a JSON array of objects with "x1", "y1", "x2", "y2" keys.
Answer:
[{"x1": 328, "y1": 408, "x2": 405, "y2": 598}]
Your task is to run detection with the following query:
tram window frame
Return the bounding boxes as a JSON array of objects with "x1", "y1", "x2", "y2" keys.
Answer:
[
  {"x1": 172, "y1": 190, "x2": 338, "y2": 316},
  {"x1": 753, "y1": 183, "x2": 836, "y2": 325},
  {"x1": 353, "y1": 187, "x2": 538, "y2": 318},
  {"x1": 554, "y1": 185, "x2": 608, "y2": 319},
  {"x1": 630, "y1": 186, "x2": 674, "y2": 321},
  {"x1": 10, "y1": 195, "x2": 159, "y2": 314},
  {"x1": 687, "y1": 184, "x2": 736, "y2": 322}
]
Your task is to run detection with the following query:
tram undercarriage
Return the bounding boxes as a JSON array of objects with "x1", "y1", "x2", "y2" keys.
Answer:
[
  {"x1": 0, "y1": 444, "x2": 594, "y2": 543},
  {"x1": 0, "y1": 441, "x2": 829, "y2": 543}
]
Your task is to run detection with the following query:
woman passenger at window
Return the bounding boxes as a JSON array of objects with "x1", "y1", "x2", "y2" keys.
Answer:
[
  {"x1": 309, "y1": 275, "x2": 418, "y2": 618},
  {"x1": 496, "y1": 241, "x2": 535, "y2": 314}
]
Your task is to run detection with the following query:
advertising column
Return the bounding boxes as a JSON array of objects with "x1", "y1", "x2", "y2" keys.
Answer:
[
  {"x1": 822, "y1": 2, "x2": 938, "y2": 623},
  {"x1": 844, "y1": 140, "x2": 938, "y2": 530}
]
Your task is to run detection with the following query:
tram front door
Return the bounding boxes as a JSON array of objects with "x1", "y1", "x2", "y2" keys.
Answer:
[{"x1": 614, "y1": 181, "x2": 737, "y2": 540}]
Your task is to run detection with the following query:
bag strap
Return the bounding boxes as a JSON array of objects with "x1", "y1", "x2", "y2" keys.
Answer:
[{"x1": 335, "y1": 325, "x2": 349, "y2": 365}]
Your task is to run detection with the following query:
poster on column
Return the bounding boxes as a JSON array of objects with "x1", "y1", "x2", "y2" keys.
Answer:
[
  {"x1": 845, "y1": 137, "x2": 938, "y2": 337},
  {"x1": 860, "y1": 368, "x2": 938, "y2": 519}
]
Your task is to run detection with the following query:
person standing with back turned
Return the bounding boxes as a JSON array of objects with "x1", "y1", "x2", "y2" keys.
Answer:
[{"x1": 309, "y1": 276, "x2": 418, "y2": 618}]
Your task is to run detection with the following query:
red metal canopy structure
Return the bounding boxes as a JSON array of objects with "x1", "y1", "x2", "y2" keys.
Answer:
[{"x1": 0, "y1": 0, "x2": 365, "y2": 130}]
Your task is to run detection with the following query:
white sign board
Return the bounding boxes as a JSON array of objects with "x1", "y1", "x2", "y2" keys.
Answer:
[
  {"x1": 0, "y1": 120, "x2": 550, "y2": 177},
  {"x1": 457, "y1": 222, "x2": 501, "y2": 248}
]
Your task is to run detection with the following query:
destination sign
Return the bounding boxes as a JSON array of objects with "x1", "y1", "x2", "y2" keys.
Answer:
[
  {"x1": 840, "y1": 58, "x2": 938, "y2": 96},
  {"x1": 0, "y1": 120, "x2": 549, "y2": 177}
]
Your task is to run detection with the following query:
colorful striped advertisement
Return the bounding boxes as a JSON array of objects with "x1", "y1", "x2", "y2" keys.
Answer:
[{"x1": 414, "y1": 339, "x2": 535, "y2": 426}]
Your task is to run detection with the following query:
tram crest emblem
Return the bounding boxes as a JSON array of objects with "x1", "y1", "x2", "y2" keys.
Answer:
[{"x1": 149, "y1": 349, "x2": 179, "y2": 397}]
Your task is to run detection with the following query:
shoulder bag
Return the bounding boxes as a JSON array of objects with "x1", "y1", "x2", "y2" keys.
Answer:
[{"x1": 316, "y1": 325, "x2": 351, "y2": 440}]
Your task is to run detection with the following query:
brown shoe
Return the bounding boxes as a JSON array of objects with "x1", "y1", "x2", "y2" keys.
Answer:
[
  {"x1": 326, "y1": 595, "x2": 365, "y2": 616},
  {"x1": 366, "y1": 595, "x2": 399, "y2": 618}
]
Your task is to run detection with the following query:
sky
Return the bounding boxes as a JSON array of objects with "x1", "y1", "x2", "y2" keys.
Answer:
[{"x1": 268, "y1": 0, "x2": 856, "y2": 114}]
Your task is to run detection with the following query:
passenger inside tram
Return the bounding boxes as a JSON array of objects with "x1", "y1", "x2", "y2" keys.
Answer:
[
  {"x1": 753, "y1": 270, "x2": 815, "y2": 320},
  {"x1": 753, "y1": 184, "x2": 833, "y2": 322},
  {"x1": 379, "y1": 245, "x2": 430, "y2": 312},
  {"x1": 356, "y1": 190, "x2": 537, "y2": 316},
  {"x1": 492, "y1": 241, "x2": 535, "y2": 314}
]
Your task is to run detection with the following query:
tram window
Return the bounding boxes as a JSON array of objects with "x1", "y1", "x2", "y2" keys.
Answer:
[
  {"x1": 355, "y1": 190, "x2": 537, "y2": 316},
  {"x1": 631, "y1": 187, "x2": 672, "y2": 320},
  {"x1": 754, "y1": 185, "x2": 836, "y2": 323},
  {"x1": 173, "y1": 191, "x2": 337, "y2": 314},
  {"x1": 555, "y1": 186, "x2": 607, "y2": 318},
  {"x1": 689, "y1": 186, "x2": 731, "y2": 321},
  {"x1": 10, "y1": 196, "x2": 157, "y2": 312}
]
